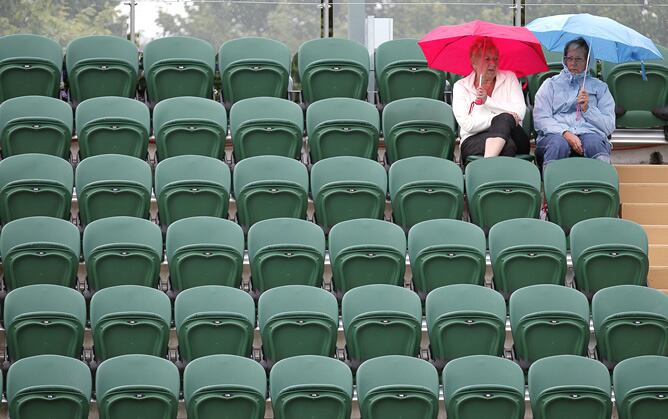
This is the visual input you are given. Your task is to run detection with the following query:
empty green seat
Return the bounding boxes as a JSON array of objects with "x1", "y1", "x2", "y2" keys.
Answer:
[
  {"x1": 375, "y1": 38, "x2": 446, "y2": 104},
  {"x1": 613, "y1": 355, "x2": 668, "y2": 419},
  {"x1": 298, "y1": 38, "x2": 370, "y2": 103},
  {"x1": 184, "y1": 354, "x2": 267, "y2": 419},
  {"x1": 544, "y1": 157, "x2": 619, "y2": 233},
  {"x1": 509, "y1": 285, "x2": 590, "y2": 367},
  {"x1": 270, "y1": 355, "x2": 353, "y2": 419},
  {"x1": 382, "y1": 98, "x2": 456, "y2": 163},
  {"x1": 230, "y1": 97, "x2": 304, "y2": 160},
  {"x1": 0, "y1": 216, "x2": 80, "y2": 290},
  {"x1": 0, "y1": 34, "x2": 63, "y2": 102},
  {"x1": 7, "y1": 355, "x2": 91, "y2": 419},
  {"x1": 83, "y1": 216, "x2": 163, "y2": 290},
  {"x1": 219, "y1": 37, "x2": 291, "y2": 104},
  {"x1": 75, "y1": 154, "x2": 152, "y2": 225},
  {"x1": 342, "y1": 284, "x2": 422, "y2": 364},
  {"x1": 570, "y1": 218, "x2": 648, "y2": 296},
  {"x1": 408, "y1": 219, "x2": 487, "y2": 294},
  {"x1": 529, "y1": 355, "x2": 612, "y2": 419},
  {"x1": 155, "y1": 155, "x2": 231, "y2": 226},
  {"x1": 443, "y1": 355, "x2": 525, "y2": 419},
  {"x1": 426, "y1": 284, "x2": 506, "y2": 363},
  {"x1": 90, "y1": 285, "x2": 171, "y2": 361},
  {"x1": 357, "y1": 355, "x2": 439, "y2": 419},
  {"x1": 143, "y1": 36, "x2": 215, "y2": 103},
  {"x1": 0, "y1": 153, "x2": 73, "y2": 223},
  {"x1": 526, "y1": 49, "x2": 566, "y2": 105},
  {"x1": 153, "y1": 96, "x2": 227, "y2": 160},
  {"x1": 233, "y1": 155, "x2": 309, "y2": 229},
  {"x1": 489, "y1": 218, "x2": 567, "y2": 296},
  {"x1": 389, "y1": 156, "x2": 464, "y2": 229},
  {"x1": 592, "y1": 285, "x2": 668, "y2": 367},
  {"x1": 4, "y1": 284, "x2": 86, "y2": 360},
  {"x1": 96, "y1": 354, "x2": 180, "y2": 419},
  {"x1": 465, "y1": 156, "x2": 542, "y2": 232},
  {"x1": 310, "y1": 156, "x2": 387, "y2": 230},
  {"x1": 166, "y1": 217, "x2": 244, "y2": 290},
  {"x1": 0, "y1": 95, "x2": 72, "y2": 158},
  {"x1": 306, "y1": 97, "x2": 380, "y2": 162},
  {"x1": 75, "y1": 96, "x2": 150, "y2": 159},
  {"x1": 65, "y1": 35, "x2": 139, "y2": 103},
  {"x1": 247, "y1": 218, "x2": 325, "y2": 293},
  {"x1": 329, "y1": 218, "x2": 406, "y2": 294},
  {"x1": 175, "y1": 286, "x2": 255, "y2": 362}
]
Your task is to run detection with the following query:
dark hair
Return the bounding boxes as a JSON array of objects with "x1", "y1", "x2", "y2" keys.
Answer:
[{"x1": 564, "y1": 37, "x2": 589, "y2": 57}]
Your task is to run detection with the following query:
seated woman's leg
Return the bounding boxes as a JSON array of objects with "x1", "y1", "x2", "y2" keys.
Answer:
[
  {"x1": 580, "y1": 133, "x2": 612, "y2": 163},
  {"x1": 535, "y1": 133, "x2": 571, "y2": 171},
  {"x1": 484, "y1": 113, "x2": 517, "y2": 157}
]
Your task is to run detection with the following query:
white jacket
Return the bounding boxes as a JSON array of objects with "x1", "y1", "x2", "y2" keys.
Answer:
[{"x1": 453, "y1": 70, "x2": 526, "y2": 143}]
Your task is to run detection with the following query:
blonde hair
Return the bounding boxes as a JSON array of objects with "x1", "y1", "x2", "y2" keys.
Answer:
[{"x1": 469, "y1": 38, "x2": 499, "y2": 62}]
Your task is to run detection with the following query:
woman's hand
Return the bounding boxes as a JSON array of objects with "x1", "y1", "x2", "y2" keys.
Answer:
[
  {"x1": 475, "y1": 87, "x2": 487, "y2": 104},
  {"x1": 577, "y1": 89, "x2": 589, "y2": 112}
]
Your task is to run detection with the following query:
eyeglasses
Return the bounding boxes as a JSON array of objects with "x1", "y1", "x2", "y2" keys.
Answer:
[{"x1": 564, "y1": 56, "x2": 586, "y2": 64}]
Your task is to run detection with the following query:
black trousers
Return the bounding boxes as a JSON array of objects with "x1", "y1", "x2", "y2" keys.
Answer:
[{"x1": 460, "y1": 113, "x2": 530, "y2": 161}]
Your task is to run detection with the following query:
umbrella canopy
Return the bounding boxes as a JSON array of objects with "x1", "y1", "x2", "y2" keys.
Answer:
[{"x1": 418, "y1": 20, "x2": 549, "y2": 79}]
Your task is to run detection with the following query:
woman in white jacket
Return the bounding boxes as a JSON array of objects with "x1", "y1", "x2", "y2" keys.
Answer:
[{"x1": 453, "y1": 39, "x2": 528, "y2": 161}]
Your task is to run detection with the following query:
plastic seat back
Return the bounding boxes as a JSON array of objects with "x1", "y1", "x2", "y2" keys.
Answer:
[
  {"x1": 306, "y1": 97, "x2": 380, "y2": 162},
  {"x1": 143, "y1": 36, "x2": 215, "y2": 103},
  {"x1": 4, "y1": 284, "x2": 86, "y2": 360},
  {"x1": 0, "y1": 95, "x2": 72, "y2": 158},
  {"x1": 0, "y1": 153, "x2": 73, "y2": 223},
  {"x1": 153, "y1": 96, "x2": 227, "y2": 160},
  {"x1": 0, "y1": 34, "x2": 63, "y2": 102},
  {"x1": 75, "y1": 96, "x2": 150, "y2": 159},
  {"x1": 526, "y1": 49, "x2": 565, "y2": 105},
  {"x1": 382, "y1": 98, "x2": 456, "y2": 163},
  {"x1": 219, "y1": 37, "x2": 290, "y2": 104},
  {"x1": 83, "y1": 216, "x2": 163, "y2": 290},
  {"x1": 166, "y1": 217, "x2": 244, "y2": 290},
  {"x1": 298, "y1": 38, "x2": 370, "y2": 103},
  {"x1": 175, "y1": 286, "x2": 255, "y2": 361},
  {"x1": 65, "y1": 35, "x2": 139, "y2": 103},
  {"x1": 613, "y1": 355, "x2": 668, "y2": 419}
]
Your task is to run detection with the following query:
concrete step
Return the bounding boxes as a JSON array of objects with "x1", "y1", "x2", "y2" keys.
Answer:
[
  {"x1": 649, "y1": 245, "x2": 668, "y2": 266},
  {"x1": 622, "y1": 203, "x2": 668, "y2": 225},
  {"x1": 615, "y1": 164, "x2": 668, "y2": 183},
  {"x1": 620, "y1": 183, "x2": 668, "y2": 203},
  {"x1": 648, "y1": 266, "x2": 668, "y2": 288},
  {"x1": 643, "y1": 225, "x2": 668, "y2": 245}
]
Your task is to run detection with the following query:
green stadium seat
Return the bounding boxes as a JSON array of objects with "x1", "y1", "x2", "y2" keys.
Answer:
[
  {"x1": 570, "y1": 217, "x2": 648, "y2": 296},
  {"x1": 389, "y1": 156, "x2": 464, "y2": 229},
  {"x1": 381, "y1": 98, "x2": 456, "y2": 163},
  {"x1": 75, "y1": 154, "x2": 152, "y2": 225},
  {"x1": 258, "y1": 285, "x2": 338, "y2": 363},
  {"x1": 219, "y1": 37, "x2": 291, "y2": 105},
  {"x1": 0, "y1": 34, "x2": 63, "y2": 102},
  {"x1": 528, "y1": 355, "x2": 612, "y2": 419},
  {"x1": 270, "y1": 355, "x2": 353, "y2": 419},
  {"x1": 83, "y1": 216, "x2": 163, "y2": 290},
  {"x1": 357, "y1": 355, "x2": 439, "y2": 419},
  {"x1": 329, "y1": 218, "x2": 406, "y2": 294},
  {"x1": 408, "y1": 219, "x2": 487, "y2": 294},
  {"x1": 592, "y1": 285, "x2": 668, "y2": 367},
  {"x1": 153, "y1": 96, "x2": 227, "y2": 160},
  {"x1": 298, "y1": 38, "x2": 370, "y2": 103},
  {"x1": 613, "y1": 355, "x2": 668, "y2": 419},
  {"x1": 443, "y1": 355, "x2": 525, "y2": 419},
  {"x1": 65, "y1": 35, "x2": 139, "y2": 103},
  {"x1": 0, "y1": 216, "x2": 80, "y2": 290},
  {"x1": 90, "y1": 285, "x2": 171, "y2": 361},
  {"x1": 142, "y1": 36, "x2": 215, "y2": 103},
  {"x1": 543, "y1": 157, "x2": 619, "y2": 234},
  {"x1": 0, "y1": 95, "x2": 72, "y2": 158},
  {"x1": 306, "y1": 97, "x2": 380, "y2": 162},
  {"x1": 230, "y1": 97, "x2": 304, "y2": 160},
  {"x1": 154, "y1": 155, "x2": 231, "y2": 226},
  {"x1": 426, "y1": 284, "x2": 506, "y2": 363},
  {"x1": 247, "y1": 218, "x2": 325, "y2": 293},
  {"x1": 0, "y1": 153, "x2": 73, "y2": 223},
  {"x1": 96, "y1": 354, "x2": 180, "y2": 419},
  {"x1": 375, "y1": 38, "x2": 446, "y2": 105},
  {"x1": 184, "y1": 354, "x2": 267, "y2": 419},
  {"x1": 7, "y1": 355, "x2": 91, "y2": 419},
  {"x1": 526, "y1": 49, "x2": 565, "y2": 105},
  {"x1": 233, "y1": 155, "x2": 309, "y2": 229},
  {"x1": 75, "y1": 96, "x2": 150, "y2": 159},
  {"x1": 166, "y1": 217, "x2": 244, "y2": 291},
  {"x1": 310, "y1": 156, "x2": 387, "y2": 230},
  {"x1": 175, "y1": 286, "x2": 255, "y2": 361},
  {"x1": 4, "y1": 284, "x2": 85, "y2": 360}
]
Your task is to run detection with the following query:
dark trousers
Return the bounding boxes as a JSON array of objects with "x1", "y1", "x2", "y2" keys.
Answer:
[{"x1": 460, "y1": 113, "x2": 530, "y2": 161}]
